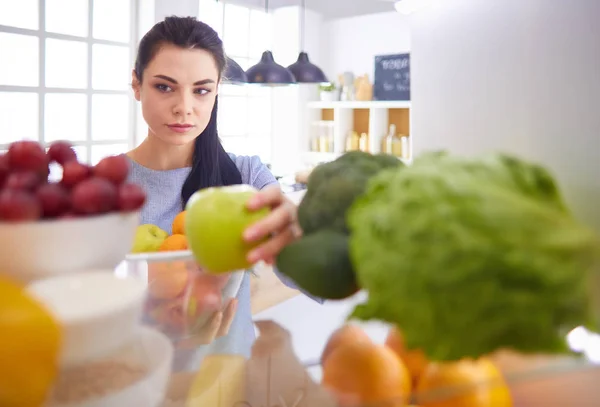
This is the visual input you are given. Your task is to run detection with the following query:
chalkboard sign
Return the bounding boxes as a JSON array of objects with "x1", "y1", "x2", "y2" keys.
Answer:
[{"x1": 374, "y1": 53, "x2": 410, "y2": 101}]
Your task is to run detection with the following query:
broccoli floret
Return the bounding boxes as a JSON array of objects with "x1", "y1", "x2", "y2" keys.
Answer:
[{"x1": 298, "y1": 151, "x2": 403, "y2": 235}]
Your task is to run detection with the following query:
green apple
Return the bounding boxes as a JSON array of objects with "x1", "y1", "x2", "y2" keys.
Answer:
[
  {"x1": 131, "y1": 224, "x2": 169, "y2": 253},
  {"x1": 185, "y1": 185, "x2": 270, "y2": 274}
]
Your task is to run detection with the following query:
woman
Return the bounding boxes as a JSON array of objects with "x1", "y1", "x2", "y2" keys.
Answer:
[{"x1": 127, "y1": 16, "x2": 304, "y2": 370}]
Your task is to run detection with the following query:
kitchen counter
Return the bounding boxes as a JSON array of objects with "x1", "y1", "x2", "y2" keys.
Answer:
[{"x1": 248, "y1": 188, "x2": 306, "y2": 315}]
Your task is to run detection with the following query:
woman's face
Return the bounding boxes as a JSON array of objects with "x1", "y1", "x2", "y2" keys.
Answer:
[{"x1": 132, "y1": 43, "x2": 220, "y2": 147}]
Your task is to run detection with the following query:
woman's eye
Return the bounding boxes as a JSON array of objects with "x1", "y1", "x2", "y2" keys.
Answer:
[
  {"x1": 155, "y1": 84, "x2": 171, "y2": 92},
  {"x1": 195, "y1": 88, "x2": 210, "y2": 95}
]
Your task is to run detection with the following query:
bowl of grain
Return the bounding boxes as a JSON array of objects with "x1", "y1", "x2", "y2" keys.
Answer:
[
  {"x1": 47, "y1": 326, "x2": 174, "y2": 407},
  {"x1": 27, "y1": 271, "x2": 147, "y2": 367}
]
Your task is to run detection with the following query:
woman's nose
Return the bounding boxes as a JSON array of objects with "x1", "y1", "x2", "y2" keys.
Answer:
[{"x1": 173, "y1": 93, "x2": 193, "y2": 116}]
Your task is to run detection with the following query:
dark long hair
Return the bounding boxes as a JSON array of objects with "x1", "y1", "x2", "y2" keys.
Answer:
[{"x1": 134, "y1": 16, "x2": 243, "y2": 207}]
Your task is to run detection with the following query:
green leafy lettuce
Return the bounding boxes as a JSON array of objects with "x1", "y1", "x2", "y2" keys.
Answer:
[{"x1": 347, "y1": 152, "x2": 600, "y2": 362}]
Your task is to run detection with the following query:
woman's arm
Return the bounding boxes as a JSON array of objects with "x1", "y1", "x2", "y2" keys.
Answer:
[{"x1": 235, "y1": 154, "x2": 324, "y2": 304}]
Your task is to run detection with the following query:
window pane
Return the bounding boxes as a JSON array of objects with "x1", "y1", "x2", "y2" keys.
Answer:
[
  {"x1": 198, "y1": 0, "x2": 223, "y2": 38},
  {"x1": 223, "y1": 4, "x2": 249, "y2": 57},
  {"x1": 246, "y1": 136, "x2": 272, "y2": 163},
  {"x1": 249, "y1": 9, "x2": 272, "y2": 58},
  {"x1": 45, "y1": 39, "x2": 87, "y2": 89},
  {"x1": 0, "y1": 92, "x2": 38, "y2": 144},
  {"x1": 92, "y1": 94, "x2": 130, "y2": 141},
  {"x1": 220, "y1": 83, "x2": 247, "y2": 97},
  {"x1": 0, "y1": 0, "x2": 38, "y2": 29},
  {"x1": 92, "y1": 44, "x2": 130, "y2": 91},
  {"x1": 0, "y1": 33, "x2": 39, "y2": 86},
  {"x1": 220, "y1": 136, "x2": 248, "y2": 156},
  {"x1": 46, "y1": 0, "x2": 88, "y2": 37},
  {"x1": 44, "y1": 93, "x2": 87, "y2": 142},
  {"x1": 93, "y1": 0, "x2": 131, "y2": 43},
  {"x1": 248, "y1": 97, "x2": 271, "y2": 135},
  {"x1": 218, "y1": 97, "x2": 247, "y2": 137},
  {"x1": 91, "y1": 144, "x2": 129, "y2": 165}
]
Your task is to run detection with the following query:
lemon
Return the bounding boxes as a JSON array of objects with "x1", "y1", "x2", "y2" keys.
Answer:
[
  {"x1": 186, "y1": 354, "x2": 246, "y2": 406},
  {"x1": 0, "y1": 277, "x2": 62, "y2": 407}
]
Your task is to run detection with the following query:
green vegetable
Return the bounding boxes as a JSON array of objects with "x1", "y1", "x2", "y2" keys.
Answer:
[
  {"x1": 348, "y1": 152, "x2": 600, "y2": 362},
  {"x1": 276, "y1": 229, "x2": 358, "y2": 300},
  {"x1": 277, "y1": 151, "x2": 402, "y2": 300},
  {"x1": 298, "y1": 151, "x2": 403, "y2": 235}
]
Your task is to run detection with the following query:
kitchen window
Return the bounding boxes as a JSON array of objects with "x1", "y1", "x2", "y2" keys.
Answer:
[
  {"x1": 198, "y1": 0, "x2": 274, "y2": 164},
  {"x1": 0, "y1": 0, "x2": 137, "y2": 178}
]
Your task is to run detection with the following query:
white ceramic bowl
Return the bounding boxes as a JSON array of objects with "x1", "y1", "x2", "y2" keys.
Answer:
[
  {"x1": 0, "y1": 211, "x2": 140, "y2": 283},
  {"x1": 27, "y1": 271, "x2": 147, "y2": 367},
  {"x1": 48, "y1": 326, "x2": 174, "y2": 407}
]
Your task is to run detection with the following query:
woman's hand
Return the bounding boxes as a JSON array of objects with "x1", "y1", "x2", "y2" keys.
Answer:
[{"x1": 243, "y1": 185, "x2": 302, "y2": 265}]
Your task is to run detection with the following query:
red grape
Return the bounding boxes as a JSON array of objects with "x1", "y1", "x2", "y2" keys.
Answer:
[
  {"x1": 117, "y1": 183, "x2": 146, "y2": 211},
  {"x1": 0, "y1": 154, "x2": 10, "y2": 187},
  {"x1": 71, "y1": 177, "x2": 118, "y2": 214},
  {"x1": 4, "y1": 171, "x2": 43, "y2": 191},
  {"x1": 61, "y1": 161, "x2": 91, "y2": 188},
  {"x1": 94, "y1": 155, "x2": 129, "y2": 185},
  {"x1": 8, "y1": 140, "x2": 49, "y2": 177},
  {"x1": 47, "y1": 141, "x2": 77, "y2": 166},
  {"x1": 36, "y1": 183, "x2": 70, "y2": 218},
  {"x1": 0, "y1": 189, "x2": 41, "y2": 221}
]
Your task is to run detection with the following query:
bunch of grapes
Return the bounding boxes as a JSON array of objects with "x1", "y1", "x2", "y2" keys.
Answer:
[{"x1": 0, "y1": 140, "x2": 146, "y2": 221}]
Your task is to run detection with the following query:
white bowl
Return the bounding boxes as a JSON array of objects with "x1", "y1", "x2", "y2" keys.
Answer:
[
  {"x1": 0, "y1": 211, "x2": 140, "y2": 283},
  {"x1": 48, "y1": 326, "x2": 174, "y2": 407},
  {"x1": 27, "y1": 271, "x2": 147, "y2": 367}
]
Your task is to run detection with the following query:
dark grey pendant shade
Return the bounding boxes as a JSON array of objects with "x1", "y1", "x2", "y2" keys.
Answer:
[
  {"x1": 246, "y1": 51, "x2": 296, "y2": 85},
  {"x1": 223, "y1": 56, "x2": 248, "y2": 84},
  {"x1": 287, "y1": 51, "x2": 328, "y2": 83}
]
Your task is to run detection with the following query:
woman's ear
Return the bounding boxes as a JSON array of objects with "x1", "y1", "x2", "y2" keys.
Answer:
[{"x1": 131, "y1": 70, "x2": 141, "y2": 101}]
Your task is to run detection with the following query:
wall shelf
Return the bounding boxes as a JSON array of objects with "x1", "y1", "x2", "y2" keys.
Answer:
[
  {"x1": 302, "y1": 99, "x2": 412, "y2": 166},
  {"x1": 307, "y1": 100, "x2": 411, "y2": 109}
]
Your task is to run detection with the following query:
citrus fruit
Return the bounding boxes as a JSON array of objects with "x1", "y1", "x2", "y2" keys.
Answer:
[
  {"x1": 172, "y1": 210, "x2": 186, "y2": 235},
  {"x1": 321, "y1": 324, "x2": 372, "y2": 364},
  {"x1": 147, "y1": 261, "x2": 190, "y2": 300},
  {"x1": 159, "y1": 234, "x2": 188, "y2": 251},
  {"x1": 0, "y1": 277, "x2": 62, "y2": 407},
  {"x1": 322, "y1": 340, "x2": 412, "y2": 406},
  {"x1": 187, "y1": 354, "x2": 246, "y2": 405},
  {"x1": 415, "y1": 357, "x2": 512, "y2": 407},
  {"x1": 185, "y1": 185, "x2": 270, "y2": 274},
  {"x1": 386, "y1": 326, "x2": 430, "y2": 387}
]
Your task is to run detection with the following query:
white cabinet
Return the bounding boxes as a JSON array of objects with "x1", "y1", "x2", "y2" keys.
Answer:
[{"x1": 301, "y1": 100, "x2": 412, "y2": 166}]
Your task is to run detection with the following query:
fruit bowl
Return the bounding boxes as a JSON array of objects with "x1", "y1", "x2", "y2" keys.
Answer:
[
  {"x1": 118, "y1": 251, "x2": 245, "y2": 347},
  {"x1": 0, "y1": 211, "x2": 140, "y2": 283}
]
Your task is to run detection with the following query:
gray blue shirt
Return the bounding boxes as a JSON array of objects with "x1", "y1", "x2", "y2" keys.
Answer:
[{"x1": 127, "y1": 153, "x2": 286, "y2": 371}]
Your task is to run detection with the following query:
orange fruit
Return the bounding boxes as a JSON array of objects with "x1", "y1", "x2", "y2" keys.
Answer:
[
  {"x1": 322, "y1": 340, "x2": 412, "y2": 406},
  {"x1": 172, "y1": 211, "x2": 186, "y2": 235},
  {"x1": 0, "y1": 277, "x2": 62, "y2": 407},
  {"x1": 147, "y1": 261, "x2": 190, "y2": 300},
  {"x1": 386, "y1": 326, "x2": 430, "y2": 387},
  {"x1": 159, "y1": 234, "x2": 188, "y2": 251},
  {"x1": 321, "y1": 323, "x2": 372, "y2": 364},
  {"x1": 415, "y1": 358, "x2": 512, "y2": 407}
]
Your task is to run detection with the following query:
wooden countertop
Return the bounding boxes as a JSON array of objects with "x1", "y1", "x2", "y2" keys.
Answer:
[{"x1": 249, "y1": 263, "x2": 299, "y2": 315}]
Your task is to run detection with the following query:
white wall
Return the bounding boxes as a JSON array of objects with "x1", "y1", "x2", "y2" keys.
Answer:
[
  {"x1": 410, "y1": 0, "x2": 600, "y2": 233},
  {"x1": 322, "y1": 11, "x2": 411, "y2": 83}
]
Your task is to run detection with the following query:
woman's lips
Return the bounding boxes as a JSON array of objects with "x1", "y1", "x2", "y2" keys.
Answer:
[{"x1": 167, "y1": 124, "x2": 194, "y2": 134}]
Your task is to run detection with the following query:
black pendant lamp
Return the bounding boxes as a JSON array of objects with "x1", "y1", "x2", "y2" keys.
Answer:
[
  {"x1": 246, "y1": 0, "x2": 296, "y2": 85},
  {"x1": 287, "y1": 0, "x2": 328, "y2": 83},
  {"x1": 223, "y1": 56, "x2": 248, "y2": 84}
]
